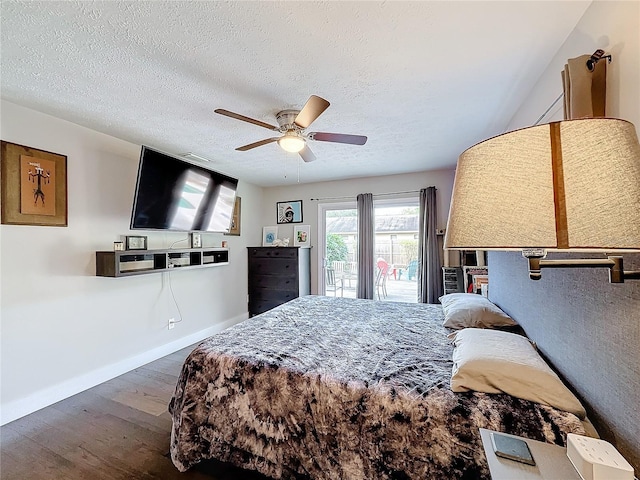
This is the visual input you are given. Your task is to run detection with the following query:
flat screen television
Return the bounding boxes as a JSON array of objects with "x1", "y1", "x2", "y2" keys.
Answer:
[{"x1": 130, "y1": 146, "x2": 238, "y2": 232}]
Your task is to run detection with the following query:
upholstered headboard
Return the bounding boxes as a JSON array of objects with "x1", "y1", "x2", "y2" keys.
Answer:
[{"x1": 488, "y1": 251, "x2": 640, "y2": 473}]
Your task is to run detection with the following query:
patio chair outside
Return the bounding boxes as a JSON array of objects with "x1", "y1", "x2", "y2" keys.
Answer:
[
  {"x1": 375, "y1": 259, "x2": 389, "y2": 300},
  {"x1": 406, "y1": 260, "x2": 419, "y2": 280},
  {"x1": 326, "y1": 268, "x2": 344, "y2": 297}
]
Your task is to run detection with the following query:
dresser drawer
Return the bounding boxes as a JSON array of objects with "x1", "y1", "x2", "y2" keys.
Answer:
[
  {"x1": 249, "y1": 299, "x2": 281, "y2": 316},
  {"x1": 249, "y1": 274, "x2": 298, "y2": 291},
  {"x1": 248, "y1": 248, "x2": 298, "y2": 259},
  {"x1": 249, "y1": 257, "x2": 297, "y2": 275},
  {"x1": 250, "y1": 289, "x2": 298, "y2": 303},
  {"x1": 249, "y1": 295, "x2": 297, "y2": 316}
]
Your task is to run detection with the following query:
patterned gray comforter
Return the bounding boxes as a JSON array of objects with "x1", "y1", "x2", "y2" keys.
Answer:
[{"x1": 169, "y1": 296, "x2": 586, "y2": 479}]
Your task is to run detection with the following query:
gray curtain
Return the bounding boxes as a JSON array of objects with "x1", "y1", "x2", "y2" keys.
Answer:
[
  {"x1": 418, "y1": 187, "x2": 443, "y2": 303},
  {"x1": 356, "y1": 193, "x2": 375, "y2": 299}
]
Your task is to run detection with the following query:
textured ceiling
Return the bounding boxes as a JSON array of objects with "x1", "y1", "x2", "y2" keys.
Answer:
[{"x1": 1, "y1": 1, "x2": 590, "y2": 187}]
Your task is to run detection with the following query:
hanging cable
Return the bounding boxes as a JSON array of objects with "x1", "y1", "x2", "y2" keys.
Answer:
[
  {"x1": 166, "y1": 271, "x2": 184, "y2": 324},
  {"x1": 533, "y1": 92, "x2": 564, "y2": 126},
  {"x1": 169, "y1": 237, "x2": 189, "y2": 249}
]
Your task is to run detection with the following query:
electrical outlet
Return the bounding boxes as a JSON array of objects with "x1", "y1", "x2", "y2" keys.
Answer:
[{"x1": 168, "y1": 318, "x2": 175, "y2": 330}]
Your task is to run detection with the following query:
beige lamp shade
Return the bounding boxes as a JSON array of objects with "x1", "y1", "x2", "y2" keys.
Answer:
[{"x1": 444, "y1": 118, "x2": 640, "y2": 251}]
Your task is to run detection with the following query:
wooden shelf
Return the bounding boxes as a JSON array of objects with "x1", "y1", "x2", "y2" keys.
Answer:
[{"x1": 96, "y1": 247, "x2": 229, "y2": 277}]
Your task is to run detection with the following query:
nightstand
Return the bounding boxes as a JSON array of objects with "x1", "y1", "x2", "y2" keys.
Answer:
[{"x1": 480, "y1": 428, "x2": 581, "y2": 480}]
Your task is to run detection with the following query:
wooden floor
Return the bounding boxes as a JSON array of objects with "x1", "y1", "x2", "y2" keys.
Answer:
[{"x1": 0, "y1": 345, "x2": 271, "y2": 480}]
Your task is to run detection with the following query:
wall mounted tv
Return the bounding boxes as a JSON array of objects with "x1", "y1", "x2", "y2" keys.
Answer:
[{"x1": 130, "y1": 146, "x2": 238, "y2": 232}]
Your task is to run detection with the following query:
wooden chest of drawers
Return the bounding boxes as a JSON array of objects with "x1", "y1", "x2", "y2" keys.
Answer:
[{"x1": 247, "y1": 247, "x2": 311, "y2": 316}]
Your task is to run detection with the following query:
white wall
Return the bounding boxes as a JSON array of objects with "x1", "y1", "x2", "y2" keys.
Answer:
[
  {"x1": 261, "y1": 170, "x2": 456, "y2": 294},
  {"x1": 507, "y1": 1, "x2": 639, "y2": 131},
  {"x1": 0, "y1": 100, "x2": 264, "y2": 424}
]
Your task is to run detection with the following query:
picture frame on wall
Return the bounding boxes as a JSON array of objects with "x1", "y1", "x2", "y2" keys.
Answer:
[
  {"x1": 225, "y1": 196, "x2": 241, "y2": 236},
  {"x1": 1, "y1": 141, "x2": 68, "y2": 226},
  {"x1": 276, "y1": 200, "x2": 303, "y2": 224},
  {"x1": 262, "y1": 226, "x2": 278, "y2": 246},
  {"x1": 294, "y1": 224, "x2": 310, "y2": 247}
]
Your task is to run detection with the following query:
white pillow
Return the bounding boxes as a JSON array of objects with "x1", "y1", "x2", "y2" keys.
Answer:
[
  {"x1": 450, "y1": 328, "x2": 586, "y2": 418},
  {"x1": 439, "y1": 293, "x2": 517, "y2": 329}
]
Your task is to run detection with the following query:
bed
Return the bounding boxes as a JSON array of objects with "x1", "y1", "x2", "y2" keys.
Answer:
[{"x1": 169, "y1": 295, "x2": 588, "y2": 479}]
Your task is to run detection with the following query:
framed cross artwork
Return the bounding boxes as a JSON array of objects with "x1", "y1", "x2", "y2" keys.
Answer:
[{"x1": 1, "y1": 141, "x2": 68, "y2": 226}]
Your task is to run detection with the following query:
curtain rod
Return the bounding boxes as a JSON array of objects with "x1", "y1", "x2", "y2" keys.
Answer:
[{"x1": 310, "y1": 189, "x2": 431, "y2": 202}]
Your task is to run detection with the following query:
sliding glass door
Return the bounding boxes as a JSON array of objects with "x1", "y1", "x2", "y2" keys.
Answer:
[
  {"x1": 318, "y1": 197, "x2": 419, "y2": 302},
  {"x1": 373, "y1": 202, "x2": 419, "y2": 303},
  {"x1": 319, "y1": 203, "x2": 357, "y2": 298}
]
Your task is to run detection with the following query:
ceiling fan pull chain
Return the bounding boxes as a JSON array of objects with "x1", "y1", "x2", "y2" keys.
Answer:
[{"x1": 297, "y1": 158, "x2": 300, "y2": 183}]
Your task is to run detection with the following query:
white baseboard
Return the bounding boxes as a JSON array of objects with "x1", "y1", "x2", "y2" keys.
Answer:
[{"x1": 0, "y1": 312, "x2": 247, "y2": 426}]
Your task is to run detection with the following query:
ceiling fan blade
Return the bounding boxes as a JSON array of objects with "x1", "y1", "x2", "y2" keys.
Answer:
[
  {"x1": 309, "y1": 132, "x2": 368, "y2": 145},
  {"x1": 236, "y1": 137, "x2": 280, "y2": 151},
  {"x1": 299, "y1": 144, "x2": 317, "y2": 163},
  {"x1": 215, "y1": 109, "x2": 279, "y2": 131},
  {"x1": 294, "y1": 95, "x2": 330, "y2": 129}
]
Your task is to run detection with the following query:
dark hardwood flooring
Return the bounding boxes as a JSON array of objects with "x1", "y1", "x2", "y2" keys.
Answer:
[{"x1": 0, "y1": 345, "x2": 271, "y2": 480}]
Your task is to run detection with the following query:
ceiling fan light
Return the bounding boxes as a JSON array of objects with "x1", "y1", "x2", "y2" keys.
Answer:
[{"x1": 278, "y1": 134, "x2": 305, "y2": 153}]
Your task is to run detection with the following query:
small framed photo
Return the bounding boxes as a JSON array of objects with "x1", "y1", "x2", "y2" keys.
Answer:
[
  {"x1": 262, "y1": 226, "x2": 278, "y2": 246},
  {"x1": 294, "y1": 224, "x2": 310, "y2": 247},
  {"x1": 125, "y1": 235, "x2": 148, "y2": 250},
  {"x1": 276, "y1": 200, "x2": 303, "y2": 224}
]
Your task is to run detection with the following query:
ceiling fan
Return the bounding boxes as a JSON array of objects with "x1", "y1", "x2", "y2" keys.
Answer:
[{"x1": 214, "y1": 95, "x2": 367, "y2": 163}]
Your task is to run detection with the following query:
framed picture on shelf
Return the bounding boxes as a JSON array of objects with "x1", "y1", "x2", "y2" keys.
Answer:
[
  {"x1": 463, "y1": 266, "x2": 488, "y2": 293},
  {"x1": 294, "y1": 225, "x2": 310, "y2": 247},
  {"x1": 1, "y1": 141, "x2": 68, "y2": 226},
  {"x1": 225, "y1": 196, "x2": 241, "y2": 236},
  {"x1": 472, "y1": 274, "x2": 489, "y2": 294},
  {"x1": 125, "y1": 235, "x2": 148, "y2": 250},
  {"x1": 276, "y1": 200, "x2": 303, "y2": 224},
  {"x1": 262, "y1": 226, "x2": 278, "y2": 246}
]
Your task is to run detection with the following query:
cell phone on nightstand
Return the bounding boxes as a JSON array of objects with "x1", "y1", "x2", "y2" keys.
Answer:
[{"x1": 490, "y1": 432, "x2": 536, "y2": 466}]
